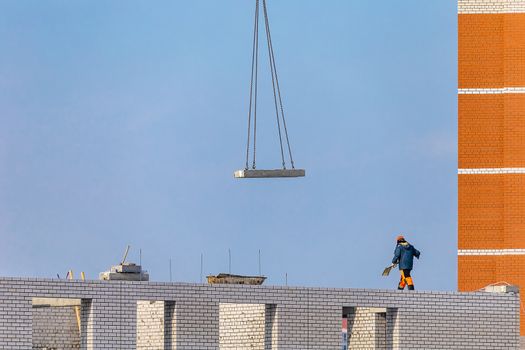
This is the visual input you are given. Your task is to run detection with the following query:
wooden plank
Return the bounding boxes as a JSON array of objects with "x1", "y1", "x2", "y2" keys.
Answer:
[
  {"x1": 207, "y1": 274, "x2": 266, "y2": 285},
  {"x1": 234, "y1": 169, "x2": 306, "y2": 178}
]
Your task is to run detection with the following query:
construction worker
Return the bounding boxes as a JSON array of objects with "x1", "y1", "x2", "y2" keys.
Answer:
[{"x1": 392, "y1": 235, "x2": 420, "y2": 290}]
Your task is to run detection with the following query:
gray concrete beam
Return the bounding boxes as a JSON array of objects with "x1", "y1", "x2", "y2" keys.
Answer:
[{"x1": 234, "y1": 169, "x2": 306, "y2": 178}]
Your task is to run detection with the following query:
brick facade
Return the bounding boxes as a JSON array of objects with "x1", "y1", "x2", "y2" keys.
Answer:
[
  {"x1": 459, "y1": 0, "x2": 525, "y2": 14},
  {"x1": 346, "y1": 308, "x2": 394, "y2": 350},
  {"x1": 136, "y1": 300, "x2": 170, "y2": 349},
  {"x1": 32, "y1": 306, "x2": 80, "y2": 349},
  {"x1": 0, "y1": 278, "x2": 518, "y2": 349},
  {"x1": 219, "y1": 303, "x2": 268, "y2": 349},
  {"x1": 458, "y1": 0, "x2": 525, "y2": 336}
]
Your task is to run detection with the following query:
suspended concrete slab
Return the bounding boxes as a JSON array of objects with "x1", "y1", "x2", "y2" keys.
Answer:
[{"x1": 234, "y1": 169, "x2": 305, "y2": 179}]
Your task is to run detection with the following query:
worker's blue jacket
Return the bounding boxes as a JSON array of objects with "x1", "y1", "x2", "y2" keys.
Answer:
[{"x1": 392, "y1": 242, "x2": 420, "y2": 270}]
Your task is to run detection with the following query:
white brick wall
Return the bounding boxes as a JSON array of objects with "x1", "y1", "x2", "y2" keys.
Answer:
[
  {"x1": 458, "y1": 0, "x2": 525, "y2": 13},
  {"x1": 0, "y1": 278, "x2": 518, "y2": 349},
  {"x1": 346, "y1": 308, "x2": 393, "y2": 350},
  {"x1": 459, "y1": 168, "x2": 525, "y2": 174},
  {"x1": 265, "y1": 305, "x2": 278, "y2": 349},
  {"x1": 219, "y1": 303, "x2": 267, "y2": 350},
  {"x1": 32, "y1": 306, "x2": 80, "y2": 349},
  {"x1": 135, "y1": 300, "x2": 175, "y2": 349},
  {"x1": 136, "y1": 301, "x2": 164, "y2": 349},
  {"x1": 458, "y1": 88, "x2": 525, "y2": 94}
]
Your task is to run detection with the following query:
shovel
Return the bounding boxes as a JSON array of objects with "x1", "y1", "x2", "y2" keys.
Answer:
[{"x1": 382, "y1": 263, "x2": 397, "y2": 277}]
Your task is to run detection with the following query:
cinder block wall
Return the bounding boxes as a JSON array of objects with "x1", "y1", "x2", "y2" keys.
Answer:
[
  {"x1": 32, "y1": 306, "x2": 79, "y2": 349},
  {"x1": 0, "y1": 278, "x2": 519, "y2": 349}
]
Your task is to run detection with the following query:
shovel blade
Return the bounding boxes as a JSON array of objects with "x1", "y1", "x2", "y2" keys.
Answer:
[{"x1": 382, "y1": 265, "x2": 394, "y2": 277}]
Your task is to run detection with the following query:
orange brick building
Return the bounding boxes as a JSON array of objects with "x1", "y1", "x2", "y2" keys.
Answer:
[{"x1": 458, "y1": 0, "x2": 525, "y2": 335}]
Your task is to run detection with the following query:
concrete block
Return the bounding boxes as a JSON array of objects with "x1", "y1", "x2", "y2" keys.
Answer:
[
  {"x1": 483, "y1": 285, "x2": 520, "y2": 294},
  {"x1": 370, "y1": 307, "x2": 388, "y2": 313},
  {"x1": 111, "y1": 264, "x2": 142, "y2": 273},
  {"x1": 32, "y1": 298, "x2": 82, "y2": 308},
  {"x1": 234, "y1": 169, "x2": 306, "y2": 178},
  {"x1": 99, "y1": 271, "x2": 149, "y2": 281}
]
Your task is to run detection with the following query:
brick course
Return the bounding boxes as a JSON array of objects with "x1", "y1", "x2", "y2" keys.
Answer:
[{"x1": 459, "y1": 0, "x2": 525, "y2": 14}]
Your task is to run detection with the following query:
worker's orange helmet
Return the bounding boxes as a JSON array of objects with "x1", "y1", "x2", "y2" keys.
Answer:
[{"x1": 396, "y1": 235, "x2": 405, "y2": 242}]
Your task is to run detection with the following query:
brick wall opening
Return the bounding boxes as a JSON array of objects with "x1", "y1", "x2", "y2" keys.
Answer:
[
  {"x1": 219, "y1": 303, "x2": 276, "y2": 350},
  {"x1": 32, "y1": 297, "x2": 87, "y2": 350},
  {"x1": 343, "y1": 307, "x2": 398, "y2": 350},
  {"x1": 136, "y1": 300, "x2": 175, "y2": 350}
]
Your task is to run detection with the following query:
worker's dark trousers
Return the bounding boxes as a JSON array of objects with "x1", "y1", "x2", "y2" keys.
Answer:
[{"x1": 398, "y1": 269, "x2": 414, "y2": 290}]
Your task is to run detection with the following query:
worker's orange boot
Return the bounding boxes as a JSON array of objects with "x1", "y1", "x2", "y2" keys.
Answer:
[{"x1": 406, "y1": 276, "x2": 414, "y2": 290}]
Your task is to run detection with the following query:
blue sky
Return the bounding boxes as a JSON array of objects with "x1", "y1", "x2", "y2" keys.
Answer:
[{"x1": 0, "y1": 0, "x2": 457, "y2": 290}]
